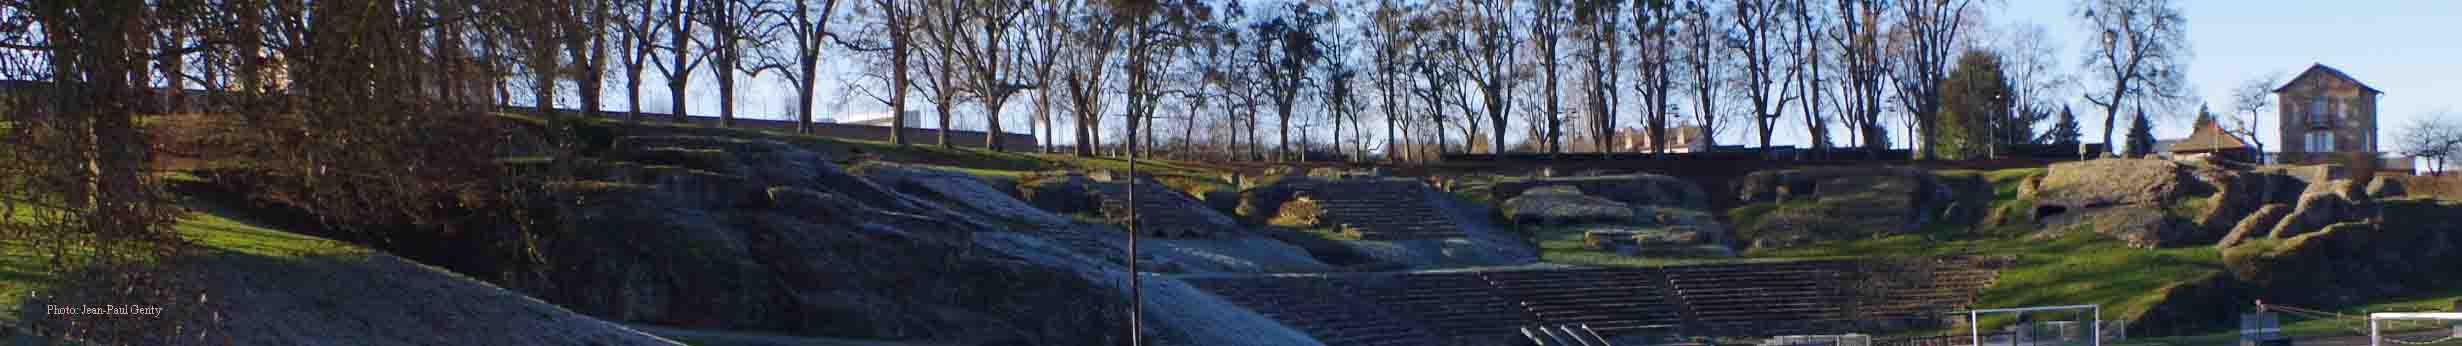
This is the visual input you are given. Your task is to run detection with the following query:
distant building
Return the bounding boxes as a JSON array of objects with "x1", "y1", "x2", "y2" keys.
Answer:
[
  {"x1": 836, "y1": 110, "x2": 923, "y2": 127},
  {"x1": 2160, "y1": 112, "x2": 2256, "y2": 162},
  {"x1": 2273, "y1": 64, "x2": 2383, "y2": 165},
  {"x1": 1612, "y1": 125, "x2": 1709, "y2": 153}
]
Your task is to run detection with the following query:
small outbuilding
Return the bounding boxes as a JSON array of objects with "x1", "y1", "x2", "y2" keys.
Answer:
[{"x1": 2165, "y1": 112, "x2": 2257, "y2": 163}]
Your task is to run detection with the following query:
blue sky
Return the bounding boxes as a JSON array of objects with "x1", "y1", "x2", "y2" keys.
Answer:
[
  {"x1": 2000, "y1": 0, "x2": 2461, "y2": 152},
  {"x1": 614, "y1": 0, "x2": 2461, "y2": 154}
]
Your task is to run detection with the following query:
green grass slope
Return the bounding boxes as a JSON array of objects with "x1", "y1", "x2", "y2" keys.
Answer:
[
  {"x1": 1739, "y1": 167, "x2": 2229, "y2": 332},
  {"x1": 1486, "y1": 167, "x2": 2238, "y2": 335},
  {"x1": 0, "y1": 200, "x2": 367, "y2": 327},
  {"x1": 1, "y1": 186, "x2": 677, "y2": 344}
]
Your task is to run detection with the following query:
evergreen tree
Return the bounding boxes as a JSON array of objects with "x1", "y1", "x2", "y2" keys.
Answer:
[
  {"x1": 2126, "y1": 109, "x2": 2158, "y2": 157},
  {"x1": 2000, "y1": 106, "x2": 2051, "y2": 146},
  {"x1": 2193, "y1": 103, "x2": 2217, "y2": 129},
  {"x1": 2038, "y1": 104, "x2": 2077, "y2": 158},
  {"x1": 2041, "y1": 105, "x2": 2083, "y2": 146},
  {"x1": 1935, "y1": 50, "x2": 2012, "y2": 160}
]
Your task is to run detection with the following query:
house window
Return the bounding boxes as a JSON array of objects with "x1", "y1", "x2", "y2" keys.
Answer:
[
  {"x1": 2332, "y1": 98, "x2": 2346, "y2": 122},
  {"x1": 2307, "y1": 132, "x2": 2337, "y2": 152},
  {"x1": 2309, "y1": 97, "x2": 2328, "y2": 125}
]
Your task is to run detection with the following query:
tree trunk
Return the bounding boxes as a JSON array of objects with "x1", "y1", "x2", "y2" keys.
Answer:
[
  {"x1": 934, "y1": 39, "x2": 954, "y2": 148},
  {"x1": 986, "y1": 97, "x2": 1006, "y2": 151},
  {"x1": 1486, "y1": 90, "x2": 1506, "y2": 155},
  {"x1": 797, "y1": 56, "x2": 819, "y2": 133},
  {"x1": 626, "y1": 66, "x2": 644, "y2": 122},
  {"x1": 1277, "y1": 96, "x2": 1293, "y2": 162},
  {"x1": 890, "y1": 19, "x2": 911, "y2": 145},
  {"x1": 1038, "y1": 86, "x2": 1053, "y2": 152},
  {"x1": 1541, "y1": 37, "x2": 1562, "y2": 155}
]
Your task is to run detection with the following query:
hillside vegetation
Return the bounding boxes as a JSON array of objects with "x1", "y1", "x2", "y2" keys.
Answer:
[
  {"x1": 0, "y1": 184, "x2": 675, "y2": 344},
  {"x1": 1489, "y1": 164, "x2": 2461, "y2": 340}
]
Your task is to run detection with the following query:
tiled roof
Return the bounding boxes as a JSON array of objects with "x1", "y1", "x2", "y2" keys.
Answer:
[
  {"x1": 2273, "y1": 64, "x2": 2382, "y2": 94},
  {"x1": 2167, "y1": 115, "x2": 2251, "y2": 153}
]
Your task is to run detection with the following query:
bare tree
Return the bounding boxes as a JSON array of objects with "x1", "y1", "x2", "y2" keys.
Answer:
[
  {"x1": 1251, "y1": 3, "x2": 1326, "y2": 161},
  {"x1": 939, "y1": 1, "x2": 1035, "y2": 150},
  {"x1": 1454, "y1": 0, "x2": 1519, "y2": 154},
  {"x1": 1829, "y1": 0, "x2": 1889, "y2": 156},
  {"x1": 1317, "y1": 8, "x2": 1362, "y2": 162},
  {"x1": 1210, "y1": 8, "x2": 1268, "y2": 160},
  {"x1": 1570, "y1": 0, "x2": 1621, "y2": 154},
  {"x1": 913, "y1": 0, "x2": 965, "y2": 147},
  {"x1": 615, "y1": 0, "x2": 673, "y2": 122},
  {"x1": 1982, "y1": 21, "x2": 2065, "y2": 154},
  {"x1": 1113, "y1": 1, "x2": 1204, "y2": 158},
  {"x1": 1631, "y1": 0, "x2": 1678, "y2": 154},
  {"x1": 839, "y1": 0, "x2": 918, "y2": 144},
  {"x1": 1189, "y1": 3, "x2": 1246, "y2": 159},
  {"x1": 1733, "y1": 0, "x2": 1799, "y2": 154},
  {"x1": 1061, "y1": 2, "x2": 1123, "y2": 157},
  {"x1": 1369, "y1": 1, "x2": 1411, "y2": 161},
  {"x1": 1677, "y1": 1, "x2": 1725, "y2": 149},
  {"x1": 1791, "y1": 0, "x2": 1832, "y2": 156},
  {"x1": 2228, "y1": 72, "x2": 2285, "y2": 162},
  {"x1": 773, "y1": 0, "x2": 842, "y2": 133},
  {"x1": 1532, "y1": 0, "x2": 1566, "y2": 155},
  {"x1": 563, "y1": 0, "x2": 617, "y2": 119},
  {"x1": 2396, "y1": 110, "x2": 2462, "y2": 174},
  {"x1": 1024, "y1": 1, "x2": 1083, "y2": 153},
  {"x1": 2076, "y1": 0, "x2": 2190, "y2": 156},
  {"x1": 702, "y1": 0, "x2": 778, "y2": 128},
  {"x1": 1889, "y1": 0, "x2": 1986, "y2": 159},
  {"x1": 650, "y1": 0, "x2": 711, "y2": 123}
]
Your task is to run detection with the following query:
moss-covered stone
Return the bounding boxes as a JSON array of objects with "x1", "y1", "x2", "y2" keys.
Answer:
[
  {"x1": 2267, "y1": 189, "x2": 2352, "y2": 239},
  {"x1": 1501, "y1": 185, "x2": 1635, "y2": 226},
  {"x1": 2206, "y1": 199, "x2": 2462, "y2": 312},
  {"x1": 2216, "y1": 204, "x2": 2290, "y2": 249},
  {"x1": 1732, "y1": 168, "x2": 1955, "y2": 250},
  {"x1": 2367, "y1": 177, "x2": 2407, "y2": 199},
  {"x1": 2037, "y1": 159, "x2": 2194, "y2": 208},
  {"x1": 1490, "y1": 174, "x2": 1708, "y2": 210},
  {"x1": 1268, "y1": 196, "x2": 1325, "y2": 228},
  {"x1": 2036, "y1": 204, "x2": 2199, "y2": 248}
]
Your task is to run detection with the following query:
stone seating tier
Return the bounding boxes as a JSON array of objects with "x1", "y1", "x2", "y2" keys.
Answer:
[
  {"x1": 1302, "y1": 181, "x2": 1466, "y2": 240},
  {"x1": 1187, "y1": 258, "x2": 2000, "y2": 345}
]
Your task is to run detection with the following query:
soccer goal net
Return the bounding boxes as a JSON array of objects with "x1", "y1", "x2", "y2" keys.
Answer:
[
  {"x1": 1965, "y1": 305, "x2": 2117, "y2": 346},
  {"x1": 2369, "y1": 312, "x2": 2462, "y2": 346}
]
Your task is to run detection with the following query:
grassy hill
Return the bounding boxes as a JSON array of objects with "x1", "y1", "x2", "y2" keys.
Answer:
[
  {"x1": 111, "y1": 111, "x2": 2460, "y2": 342},
  {"x1": 0, "y1": 187, "x2": 365, "y2": 328},
  {"x1": 1485, "y1": 166, "x2": 2462, "y2": 340},
  {"x1": 0, "y1": 177, "x2": 677, "y2": 344}
]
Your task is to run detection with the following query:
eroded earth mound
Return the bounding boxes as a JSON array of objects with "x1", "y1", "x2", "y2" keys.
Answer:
[{"x1": 1730, "y1": 167, "x2": 1964, "y2": 250}]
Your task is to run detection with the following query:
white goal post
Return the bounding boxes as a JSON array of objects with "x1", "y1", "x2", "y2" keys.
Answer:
[
  {"x1": 2369, "y1": 312, "x2": 2462, "y2": 346},
  {"x1": 1967, "y1": 305, "x2": 2103, "y2": 346}
]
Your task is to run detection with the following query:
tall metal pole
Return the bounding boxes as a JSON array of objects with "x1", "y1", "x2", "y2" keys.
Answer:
[
  {"x1": 1971, "y1": 311, "x2": 1982, "y2": 346},
  {"x1": 2370, "y1": 317, "x2": 2380, "y2": 346},
  {"x1": 1128, "y1": 155, "x2": 1142, "y2": 346},
  {"x1": 2094, "y1": 306, "x2": 2103, "y2": 346}
]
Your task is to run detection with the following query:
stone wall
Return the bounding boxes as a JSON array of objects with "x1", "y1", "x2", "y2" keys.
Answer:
[{"x1": 2391, "y1": 175, "x2": 2462, "y2": 200}]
